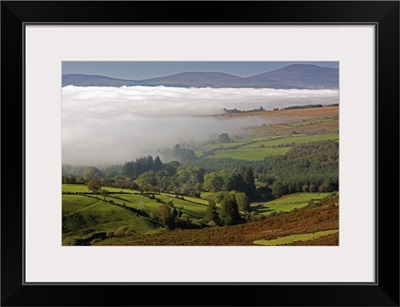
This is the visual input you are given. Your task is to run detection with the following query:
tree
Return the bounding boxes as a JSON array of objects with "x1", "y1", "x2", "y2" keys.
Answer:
[
  {"x1": 226, "y1": 172, "x2": 244, "y2": 192},
  {"x1": 164, "y1": 160, "x2": 180, "y2": 176},
  {"x1": 309, "y1": 184, "x2": 317, "y2": 193},
  {"x1": 83, "y1": 166, "x2": 102, "y2": 181},
  {"x1": 175, "y1": 164, "x2": 205, "y2": 196},
  {"x1": 154, "y1": 156, "x2": 163, "y2": 171},
  {"x1": 302, "y1": 185, "x2": 309, "y2": 193},
  {"x1": 100, "y1": 189, "x2": 108, "y2": 200},
  {"x1": 146, "y1": 155, "x2": 154, "y2": 171},
  {"x1": 151, "y1": 204, "x2": 175, "y2": 229},
  {"x1": 318, "y1": 179, "x2": 337, "y2": 192},
  {"x1": 257, "y1": 186, "x2": 272, "y2": 200},
  {"x1": 203, "y1": 172, "x2": 224, "y2": 192},
  {"x1": 205, "y1": 199, "x2": 220, "y2": 225},
  {"x1": 213, "y1": 191, "x2": 227, "y2": 204},
  {"x1": 271, "y1": 181, "x2": 288, "y2": 199},
  {"x1": 218, "y1": 133, "x2": 231, "y2": 143},
  {"x1": 235, "y1": 192, "x2": 250, "y2": 212},
  {"x1": 241, "y1": 167, "x2": 256, "y2": 199},
  {"x1": 219, "y1": 193, "x2": 241, "y2": 226},
  {"x1": 87, "y1": 178, "x2": 101, "y2": 194},
  {"x1": 67, "y1": 176, "x2": 77, "y2": 184},
  {"x1": 136, "y1": 171, "x2": 158, "y2": 188},
  {"x1": 172, "y1": 144, "x2": 197, "y2": 163}
]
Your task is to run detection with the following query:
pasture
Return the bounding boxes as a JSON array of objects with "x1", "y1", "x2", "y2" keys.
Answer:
[
  {"x1": 62, "y1": 194, "x2": 162, "y2": 245},
  {"x1": 62, "y1": 184, "x2": 210, "y2": 245},
  {"x1": 253, "y1": 229, "x2": 338, "y2": 245},
  {"x1": 251, "y1": 193, "x2": 329, "y2": 215},
  {"x1": 209, "y1": 147, "x2": 291, "y2": 160},
  {"x1": 197, "y1": 133, "x2": 338, "y2": 161},
  {"x1": 61, "y1": 106, "x2": 339, "y2": 246}
]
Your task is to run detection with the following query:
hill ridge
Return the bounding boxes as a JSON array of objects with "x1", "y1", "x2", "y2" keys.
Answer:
[{"x1": 63, "y1": 64, "x2": 338, "y2": 89}]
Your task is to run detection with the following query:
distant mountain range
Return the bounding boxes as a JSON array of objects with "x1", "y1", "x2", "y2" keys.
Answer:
[{"x1": 62, "y1": 64, "x2": 338, "y2": 89}]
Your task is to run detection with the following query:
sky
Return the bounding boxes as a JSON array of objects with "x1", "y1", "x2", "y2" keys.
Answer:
[{"x1": 62, "y1": 61, "x2": 339, "y2": 80}]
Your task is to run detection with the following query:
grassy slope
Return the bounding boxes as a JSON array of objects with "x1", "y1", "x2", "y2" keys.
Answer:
[
  {"x1": 62, "y1": 185, "x2": 210, "y2": 244},
  {"x1": 210, "y1": 147, "x2": 291, "y2": 160},
  {"x1": 240, "y1": 133, "x2": 338, "y2": 148},
  {"x1": 62, "y1": 107, "x2": 339, "y2": 245},
  {"x1": 62, "y1": 194, "x2": 162, "y2": 239},
  {"x1": 251, "y1": 193, "x2": 329, "y2": 215},
  {"x1": 253, "y1": 229, "x2": 338, "y2": 245},
  {"x1": 206, "y1": 134, "x2": 338, "y2": 161},
  {"x1": 95, "y1": 195, "x2": 339, "y2": 246}
]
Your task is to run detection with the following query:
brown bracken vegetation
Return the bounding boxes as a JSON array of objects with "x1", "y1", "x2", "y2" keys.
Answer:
[{"x1": 95, "y1": 195, "x2": 338, "y2": 246}]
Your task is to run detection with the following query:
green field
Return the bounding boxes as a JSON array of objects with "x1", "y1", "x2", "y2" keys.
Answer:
[
  {"x1": 62, "y1": 188, "x2": 337, "y2": 246},
  {"x1": 62, "y1": 186, "x2": 328, "y2": 245},
  {"x1": 199, "y1": 138, "x2": 256, "y2": 151},
  {"x1": 62, "y1": 106, "x2": 339, "y2": 246},
  {"x1": 196, "y1": 135, "x2": 286, "y2": 153},
  {"x1": 62, "y1": 184, "x2": 210, "y2": 245},
  {"x1": 251, "y1": 193, "x2": 329, "y2": 215},
  {"x1": 156, "y1": 194, "x2": 206, "y2": 219},
  {"x1": 240, "y1": 134, "x2": 338, "y2": 149},
  {"x1": 197, "y1": 133, "x2": 338, "y2": 161},
  {"x1": 162, "y1": 193, "x2": 209, "y2": 205},
  {"x1": 62, "y1": 194, "x2": 162, "y2": 245},
  {"x1": 62, "y1": 184, "x2": 135, "y2": 194},
  {"x1": 287, "y1": 117, "x2": 336, "y2": 128},
  {"x1": 210, "y1": 147, "x2": 291, "y2": 160},
  {"x1": 62, "y1": 184, "x2": 91, "y2": 193},
  {"x1": 253, "y1": 229, "x2": 338, "y2": 245}
]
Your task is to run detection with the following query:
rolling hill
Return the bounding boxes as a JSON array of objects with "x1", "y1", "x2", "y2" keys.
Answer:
[{"x1": 62, "y1": 64, "x2": 338, "y2": 89}]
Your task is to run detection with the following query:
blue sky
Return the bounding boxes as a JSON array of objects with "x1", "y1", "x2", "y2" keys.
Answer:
[{"x1": 62, "y1": 61, "x2": 339, "y2": 80}]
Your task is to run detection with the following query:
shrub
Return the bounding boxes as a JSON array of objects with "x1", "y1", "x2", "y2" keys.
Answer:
[
  {"x1": 207, "y1": 220, "x2": 218, "y2": 227},
  {"x1": 114, "y1": 226, "x2": 129, "y2": 237}
]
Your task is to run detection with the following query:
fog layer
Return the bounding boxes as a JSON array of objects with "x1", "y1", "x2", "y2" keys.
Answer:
[{"x1": 62, "y1": 86, "x2": 338, "y2": 165}]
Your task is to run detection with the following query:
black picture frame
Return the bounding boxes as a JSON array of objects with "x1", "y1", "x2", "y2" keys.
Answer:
[{"x1": 1, "y1": 1, "x2": 399, "y2": 306}]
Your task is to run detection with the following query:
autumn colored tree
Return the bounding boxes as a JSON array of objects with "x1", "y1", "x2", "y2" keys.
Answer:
[
  {"x1": 151, "y1": 204, "x2": 175, "y2": 229},
  {"x1": 87, "y1": 178, "x2": 102, "y2": 194}
]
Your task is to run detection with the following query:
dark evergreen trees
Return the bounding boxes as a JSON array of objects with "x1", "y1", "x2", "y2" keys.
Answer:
[
  {"x1": 154, "y1": 156, "x2": 163, "y2": 171},
  {"x1": 226, "y1": 172, "x2": 244, "y2": 192},
  {"x1": 218, "y1": 133, "x2": 231, "y2": 143},
  {"x1": 219, "y1": 193, "x2": 241, "y2": 226},
  {"x1": 241, "y1": 166, "x2": 256, "y2": 199}
]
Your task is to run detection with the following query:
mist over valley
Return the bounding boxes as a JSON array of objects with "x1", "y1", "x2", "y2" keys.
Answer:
[{"x1": 62, "y1": 85, "x2": 338, "y2": 165}]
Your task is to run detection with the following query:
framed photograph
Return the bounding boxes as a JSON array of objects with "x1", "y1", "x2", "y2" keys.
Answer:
[{"x1": 1, "y1": 1, "x2": 399, "y2": 306}]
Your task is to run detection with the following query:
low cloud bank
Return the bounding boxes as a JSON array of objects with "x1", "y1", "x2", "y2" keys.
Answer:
[{"x1": 62, "y1": 86, "x2": 338, "y2": 165}]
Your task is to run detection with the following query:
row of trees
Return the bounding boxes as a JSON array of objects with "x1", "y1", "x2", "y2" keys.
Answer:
[
  {"x1": 204, "y1": 191, "x2": 251, "y2": 226},
  {"x1": 122, "y1": 156, "x2": 164, "y2": 179},
  {"x1": 63, "y1": 139, "x2": 338, "y2": 201},
  {"x1": 64, "y1": 155, "x2": 338, "y2": 202},
  {"x1": 149, "y1": 191, "x2": 249, "y2": 229}
]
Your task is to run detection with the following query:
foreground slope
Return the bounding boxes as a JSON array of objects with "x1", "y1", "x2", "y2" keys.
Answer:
[{"x1": 95, "y1": 194, "x2": 338, "y2": 246}]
